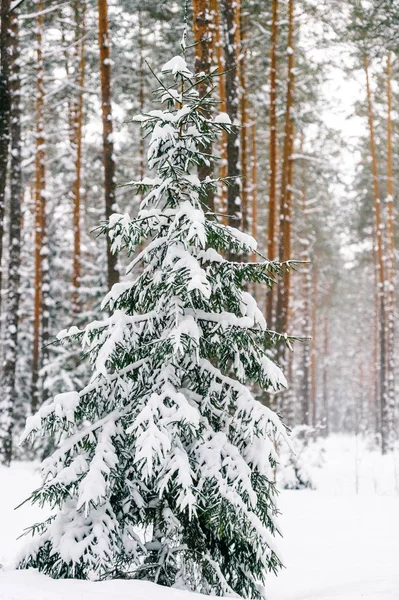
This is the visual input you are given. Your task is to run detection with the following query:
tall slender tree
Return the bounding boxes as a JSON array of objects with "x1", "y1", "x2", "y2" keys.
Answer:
[
  {"x1": 310, "y1": 265, "x2": 318, "y2": 428},
  {"x1": 266, "y1": 0, "x2": 279, "y2": 326},
  {"x1": 72, "y1": 2, "x2": 86, "y2": 314},
  {"x1": 0, "y1": 8, "x2": 22, "y2": 465},
  {"x1": 98, "y1": 0, "x2": 119, "y2": 288},
  {"x1": 276, "y1": 0, "x2": 295, "y2": 340},
  {"x1": 239, "y1": 11, "x2": 249, "y2": 232},
  {"x1": 250, "y1": 120, "x2": 258, "y2": 252},
  {"x1": 385, "y1": 51, "x2": 395, "y2": 437},
  {"x1": 210, "y1": 0, "x2": 227, "y2": 219},
  {"x1": 220, "y1": 0, "x2": 241, "y2": 231},
  {"x1": 0, "y1": 0, "x2": 11, "y2": 305},
  {"x1": 31, "y1": 0, "x2": 47, "y2": 414},
  {"x1": 193, "y1": 0, "x2": 215, "y2": 212},
  {"x1": 364, "y1": 55, "x2": 392, "y2": 453}
]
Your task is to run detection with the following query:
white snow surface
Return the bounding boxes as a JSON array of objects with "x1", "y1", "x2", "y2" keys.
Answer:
[{"x1": 1, "y1": 435, "x2": 399, "y2": 599}]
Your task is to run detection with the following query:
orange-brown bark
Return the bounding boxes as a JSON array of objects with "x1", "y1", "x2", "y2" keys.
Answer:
[
  {"x1": 266, "y1": 0, "x2": 279, "y2": 326},
  {"x1": 386, "y1": 52, "x2": 395, "y2": 421},
  {"x1": 32, "y1": 0, "x2": 46, "y2": 414},
  {"x1": 276, "y1": 0, "x2": 295, "y2": 337},
  {"x1": 239, "y1": 15, "x2": 249, "y2": 232},
  {"x1": 364, "y1": 55, "x2": 390, "y2": 453}
]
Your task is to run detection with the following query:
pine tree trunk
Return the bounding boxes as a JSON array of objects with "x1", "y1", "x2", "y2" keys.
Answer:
[
  {"x1": 98, "y1": 0, "x2": 119, "y2": 289},
  {"x1": 301, "y1": 267, "x2": 311, "y2": 425},
  {"x1": 266, "y1": 0, "x2": 278, "y2": 327},
  {"x1": 250, "y1": 121, "x2": 258, "y2": 301},
  {"x1": 372, "y1": 231, "x2": 380, "y2": 436},
  {"x1": 139, "y1": 9, "x2": 145, "y2": 186},
  {"x1": 276, "y1": 0, "x2": 295, "y2": 338},
  {"x1": 31, "y1": 0, "x2": 46, "y2": 414},
  {"x1": 364, "y1": 56, "x2": 391, "y2": 453},
  {"x1": 322, "y1": 311, "x2": 329, "y2": 437},
  {"x1": 0, "y1": 10, "x2": 22, "y2": 466},
  {"x1": 250, "y1": 121, "x2": 258, "y2": 249},
  {"x1": 0, "y1": 0, "x2": 11, "y2": 309},
  {"x1": 239, "y1": 14, "x2": 248, "y2": 231},
  {"x1": 72, "y1": 2, "x2": 86, "y2": 314},
  {"x1": 300, "y1": 152, "x2": 311, "y2": 425},
  {"x1": 310, "y1": 265, "x2": 317, "y2": 429},
  {"x1": 220, "y1": 0, "x2": 241, "y2": 232},
  {"x1": 193, "y1": 0, "x2": 215, "y2": 212},
  {"x1": 386, "y1": 52, "x2": 395, "y2": 445},
  {"x1": 210, "y1": 0, "x2": 227, "y2": 220}
]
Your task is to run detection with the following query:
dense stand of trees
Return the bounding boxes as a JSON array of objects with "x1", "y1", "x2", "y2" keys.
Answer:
[{"x1": 0, "y1": 0, "x2": 398, "y2": 463}]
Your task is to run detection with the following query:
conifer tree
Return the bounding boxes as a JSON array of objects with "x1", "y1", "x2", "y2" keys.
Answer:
[{"x1": 19, "y1": 52, "x2": 293, "y2": 595}]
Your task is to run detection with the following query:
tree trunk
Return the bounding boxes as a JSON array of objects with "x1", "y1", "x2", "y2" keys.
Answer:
[
  {"x1": 139, "y1": 9, "x2": 145, "y2": 186},
  {"x1": 193, "y1": 0, "x2": 215, "y2": 213},
  {"x1": 250, "y1": 121, "x2": 258, "y2": 301},
  {"x1": 239, "y1": 13, "x2": 248, "y2": 231},
  {"x1": 72, "y1": 2, "x2": 86, "y2": 314},
  {"x1": 386, "y1": 52, "x2": 395, "y2": 446},
  {"x1": 98, "y1": 0, "x2": 119, "y2": 289},
  {"x1": 210, "y1": 0, "x2": 227, "y2": 220},
  {"x1": 364, "y1": 55, "x2": 391, "y2": 453},
  {"x1": 0, "y1": 0, "x2": 11, "y2": 309},
  {"x1": 372, "y1": 227, "x2": 380, "y2": 436},
  {"x1": 266, "y1": 0, "x2": 278, "y2": 327},
  {"x1": 276, "y1": 0, "x2": 295, "y2": 338},
  {"x1": 310, "y1": 265, "x2": 317, "y2": 429},
  {"x1": 0, "y1": 10, "x2": 22, "y2": 466},
  {"x1": 301, "y1": 267, "x2": 311, "y2": 426},
  {"x1": 300, "y1": 148, "x2": 311, "y2": 426},
  {"x1": 322, "y1": 311, "x2": 329, "y2": 437},
  {"x1": 31, "y1": 0, "x2": 46, "y2": 414},
  {"x1": 250, "y1": 121, "x2": 258, "y2": 249},
  {"x1": 220, "y1": 0, "x2": 241, "y2": 232}
]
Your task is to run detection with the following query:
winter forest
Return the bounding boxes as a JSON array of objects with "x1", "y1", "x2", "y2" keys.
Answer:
[{"x1": 0, "y1": 0, "x2": 398, "y2": 599}]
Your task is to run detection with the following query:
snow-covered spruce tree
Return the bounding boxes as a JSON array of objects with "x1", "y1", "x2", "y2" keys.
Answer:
[{"x1": 19, "y1": 54, "x2": 293, "y2": 597}]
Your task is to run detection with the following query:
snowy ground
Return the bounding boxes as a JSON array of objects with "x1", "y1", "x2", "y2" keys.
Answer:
[{"x1": 0, "y1": 435, "x2": 398, "y2": 600}]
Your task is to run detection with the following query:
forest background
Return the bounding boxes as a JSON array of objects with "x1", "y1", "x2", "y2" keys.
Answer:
[{"x1": 0, "y1": 0, "x2": 398, "y2": 463}]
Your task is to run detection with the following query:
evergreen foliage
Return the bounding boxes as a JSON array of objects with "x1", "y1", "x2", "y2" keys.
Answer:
[{"x1": 19, "y1": 53, "x2": 294, "y2": 597}]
